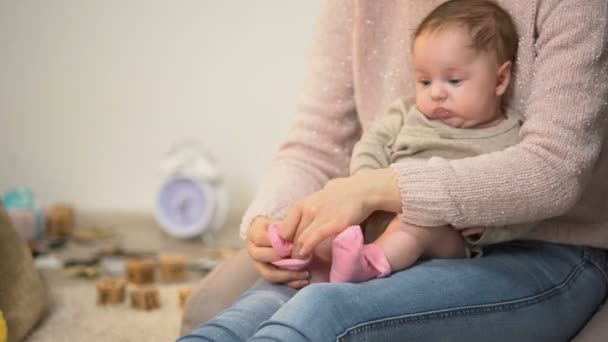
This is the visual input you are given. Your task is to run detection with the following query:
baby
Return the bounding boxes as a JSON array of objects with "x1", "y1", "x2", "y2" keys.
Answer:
[{"x1": 271, "y1": 0, "x2": 533, "y2": 283}]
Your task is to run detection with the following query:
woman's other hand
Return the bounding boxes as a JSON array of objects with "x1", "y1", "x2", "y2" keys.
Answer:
[
  {"x1": 246, "y1": 216, "x2": 310, "y2": 289},
  {"x1": 280, "y1": 168, "x2": 401, "y2": 258}
]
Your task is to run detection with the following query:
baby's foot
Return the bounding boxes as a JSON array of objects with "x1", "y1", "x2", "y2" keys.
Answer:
[{"x1": 330, "y1": 225, "x2": 391, "y2": 283}]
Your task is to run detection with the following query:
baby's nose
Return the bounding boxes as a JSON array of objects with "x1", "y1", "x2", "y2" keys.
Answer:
[{"x1": 430, "y1": 86, "x2": 446, "y2": 101}]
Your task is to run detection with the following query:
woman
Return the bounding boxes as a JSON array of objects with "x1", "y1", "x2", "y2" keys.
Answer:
[{"x1": 180, "y1": 0, "x2": 608, "y2": 340}]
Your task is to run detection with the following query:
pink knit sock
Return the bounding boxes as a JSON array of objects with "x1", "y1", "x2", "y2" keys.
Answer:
[
  {"x1": 330, "y1": 225, "x2": 391, "y2": 283},
  {"x1": 268, "y1": 223, "x2": 293, "y2": 257},
  {"x1": 268, "y1": 223, "x2": 311, "y2": 270}
]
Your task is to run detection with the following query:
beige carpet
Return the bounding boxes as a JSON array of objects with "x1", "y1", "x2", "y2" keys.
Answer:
[
  {"x1": 24, "y1": 211, "x2": 243, "y2": 342},
  {"x1": 27, "y1": 279, "x2": 190, "y2": 342}
]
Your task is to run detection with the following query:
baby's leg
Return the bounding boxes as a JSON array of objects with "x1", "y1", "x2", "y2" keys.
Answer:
[
  {"x1": 330, "y1": 218, "x2": 466, "y2": 283},
  {"x1": 375, "y1": 217, "x2": 466, "y2": 272}
]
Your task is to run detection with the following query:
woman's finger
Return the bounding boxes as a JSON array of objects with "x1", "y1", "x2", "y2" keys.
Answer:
[
  {"x1": 286, "y1": 279, "x2": 310, "y2": 289},
  {"x1": 252, "y1": 261, "x2": 309, "y2": 284},
  {"x1": 293, "y1": 209, "x2": 314, "y2": 242},
  {"x1": 294, "y1": 219, "x2": 340, "y2": 258},
  {"x1": 279, "y1": 205, "x2": 303, "y2": 241},
  {"x1": 248, "y1": 220, "x2": 271, "y2": 247},
  {"x1": 247, "y1": 242, "x2": 282, "y2": 263}
]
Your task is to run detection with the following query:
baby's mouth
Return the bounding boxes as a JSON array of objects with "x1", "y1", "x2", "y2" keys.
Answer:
[{"x1": 433, "y1": 108, "x2": 451, "y2": 119}]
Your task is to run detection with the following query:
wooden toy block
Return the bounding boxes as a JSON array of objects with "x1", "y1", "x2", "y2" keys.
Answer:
[
  {"x1": 96, "y1": 277, "x2": 126, "y2": 305},
  {"x1": 126, "y1": 259, "x2": 155, "y2": 285},
  {"x1": 178, "y1": 287, "x2": 191, "y2": 310},
  {"x1": 159, "y1": 254, "x2": 187, "y2": 282},
  {"x1": 130, "y1": 286, "x2": 160, "y2": 310},
  {"x1": 46, "y1": 205, "x2": 74, "y2": 238}
]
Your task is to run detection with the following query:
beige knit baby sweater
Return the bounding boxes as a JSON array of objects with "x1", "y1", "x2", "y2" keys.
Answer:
[
  {"x1": 351, "y1": 98, "x2": 533, "y2": 246},
  {"x1": 240, "y1": 0, "x2": 608, "y2": 250},
  {"x1": 350, "y1": 98, "x2": 522, "y2": 173}
]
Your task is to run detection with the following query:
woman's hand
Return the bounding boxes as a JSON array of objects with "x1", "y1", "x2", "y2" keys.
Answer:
[
  {"x1": 246, "y1": 216, "x2": 310, "y2": 289},
  {"x1": 279, "y1": 168, "x2": 402, "y2": 258}
]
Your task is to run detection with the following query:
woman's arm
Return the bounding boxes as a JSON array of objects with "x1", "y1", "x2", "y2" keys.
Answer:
[
  {"x1": 391, "y1": 0, "x2": 608, "y2": 229},
  {"x1": 240, "y1": 0, "x2": 360, "y2": 238}
]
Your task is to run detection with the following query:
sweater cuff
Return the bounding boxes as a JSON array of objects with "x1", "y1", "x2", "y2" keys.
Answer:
[
  {"x1": 239, "y1": 203, "x2": 290, "y2": 240},
  {"x1": 390, "y1": 158, "x2": 461, "y2": 227},
  {"x1": 238, "y1": 163, "x2": 327, "y2": 239}
]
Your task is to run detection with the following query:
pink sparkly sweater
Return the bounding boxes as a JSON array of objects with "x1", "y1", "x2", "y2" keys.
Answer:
[{"x1": 240, "y1": 0, "x2": 608, "y2": 249}]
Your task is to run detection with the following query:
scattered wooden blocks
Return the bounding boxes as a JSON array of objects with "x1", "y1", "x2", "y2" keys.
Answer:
[
  {"x1": 46, "y1": 205, "x2": 74, "y2": 238},
  {"x1": 130, "y1": 286, "x2": 160, "y2": 310},
  {"x1": 96, "y1": 278, "x2": 127, "y2": 305},
  {"x1": 178, "y1": 287, "x2": 191, "y2": 310},
  {"x1": 126, "y1": 259, "x2": 155, "y2": 285},
  {"x1": 159, "y1": 254, "x2": 187, "y2": 282}
]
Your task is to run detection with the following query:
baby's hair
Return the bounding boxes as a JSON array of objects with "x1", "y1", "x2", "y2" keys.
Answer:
[{"x1": 414, "y1": 0, "x2": 518, "y2": 64}]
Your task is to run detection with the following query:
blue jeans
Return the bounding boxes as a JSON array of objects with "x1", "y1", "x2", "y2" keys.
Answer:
[{"x1": 179, "y1": 241, "x2": 608, "y2": 341}]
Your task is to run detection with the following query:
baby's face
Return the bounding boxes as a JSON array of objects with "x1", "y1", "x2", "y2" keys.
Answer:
[{"x1": 413, "y1": 26, "x2": 505, "y2": 128}]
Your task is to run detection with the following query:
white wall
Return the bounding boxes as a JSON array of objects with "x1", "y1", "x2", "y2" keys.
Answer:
[{"x1": 0, "y1": 0, "x2": 322, "y2": 222}]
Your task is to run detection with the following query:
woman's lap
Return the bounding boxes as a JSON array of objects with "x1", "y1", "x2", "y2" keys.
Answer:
[{"x1": 179, "y1": 241, "x2": 608, "y2": 342}]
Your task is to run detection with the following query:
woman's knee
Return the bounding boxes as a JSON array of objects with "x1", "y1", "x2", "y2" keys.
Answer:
[
  {"x1": 252, "y1": 283, "x2": 354, "y2": 342},
  {"x1": 298, "y1": 283, "x2": 350, "y2": 303},
  {"x1": 283, "y1": 282, "x2": 357, "y2": 319}
]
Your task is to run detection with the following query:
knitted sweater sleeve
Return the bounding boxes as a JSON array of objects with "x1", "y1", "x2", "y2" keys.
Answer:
[
  {"x1": 391, "y1": 0, "x2": 608, "y2": 228},
  {"x1": 239, "y1": 0, "x2": 360, "y2": 237}
]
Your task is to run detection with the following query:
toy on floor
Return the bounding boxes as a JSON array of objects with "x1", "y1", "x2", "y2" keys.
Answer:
[
  {"x1": 71, "y1": 226, "x2": 115, "y2": 243},
  {"x1": 130, "y1": 286, "x2": 161, "y2": 310},
  {"x1": 159, "y1": 254, "x2": 187, "y2": 282},
  {"x1": 178, "y1": 287, "x2": 191, "y2": 310},
  {"x1": 91, "y1": 252, "x2": 202, "y2": 310},
  {"x1": 96, "y1": 278, "x2": 127, "y2": 305},
  {"x1": 3, "y1": 187, "x2": 46, "y2": 241},
  {"x1": 95, "y1": 245, "x2": 156, "y2": 259},
  {"x1": 7, "y1": 209, "x2": 37, "y2": 241},
  {"x1": 126, "y1": 259, "x2": 155, "y2": 285},
  {"x1": 46, "y1": 205, "x2": 74, "y2": 238},
  {"x1": 0, "y1": 310, "x2": 6, "y2": 342}
]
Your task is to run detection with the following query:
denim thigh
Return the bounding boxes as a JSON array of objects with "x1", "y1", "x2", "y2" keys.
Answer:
[
  {"x1": 251, "y1": 241, "x2": 608, "y2": 342},
  {"x1": 178, "y1": 280, "x2": 296, "y2": 342}
]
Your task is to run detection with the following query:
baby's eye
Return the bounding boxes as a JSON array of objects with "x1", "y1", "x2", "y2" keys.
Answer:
[
  {"x1": 448, "y1": 79, "x2": 462, "y2": 85},
  {"x1": 419, "y1": 80, "x2": 431, "y2": 86}
]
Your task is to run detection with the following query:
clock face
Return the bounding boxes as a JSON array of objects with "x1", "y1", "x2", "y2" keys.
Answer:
[{"x1": 157, "y1": 177, "x2": 210, "y2": 237}]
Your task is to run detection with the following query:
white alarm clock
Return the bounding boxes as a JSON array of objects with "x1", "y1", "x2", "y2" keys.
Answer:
[{"x1": 155, "y1": 140, "x2": 229, "y2": 239}]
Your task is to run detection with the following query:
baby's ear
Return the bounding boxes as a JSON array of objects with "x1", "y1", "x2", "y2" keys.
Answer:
[{"x1": 495, "y1": 61, "x2": 512, "y2": 97}]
